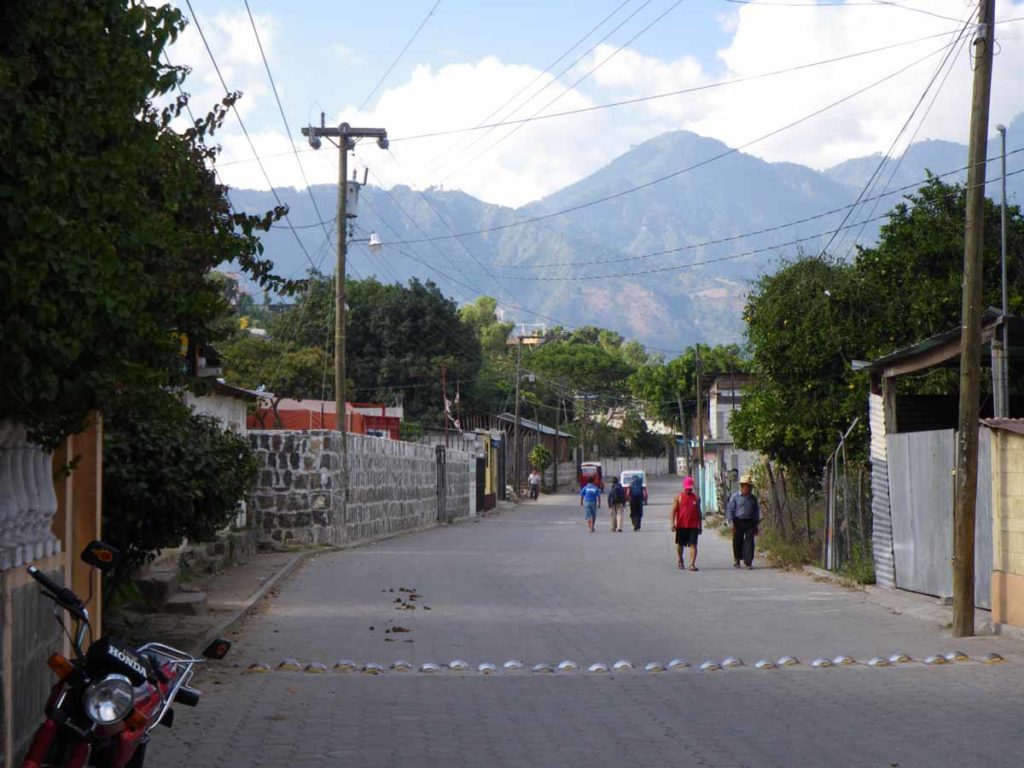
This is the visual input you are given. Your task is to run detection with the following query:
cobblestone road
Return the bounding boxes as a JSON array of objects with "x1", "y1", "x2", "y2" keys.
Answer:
[{"x1": 150, "y1": 477, "x2": 1024, "y2": 767}]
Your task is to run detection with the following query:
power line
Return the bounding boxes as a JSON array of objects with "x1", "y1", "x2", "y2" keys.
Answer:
[
  {"x1": 723, "y1": 0, "x2": 965, "y2": 24},
  {"x1": 437, "y1": 0, "x2": 686, "y2": 185},
  {"x1": 501, "y1": 166, "x2": 1024, "y2": 282},
  {"x1": 816, "y1": 9, "x2": 973, "y2": 259},
  {"x1": 422, "y1": 0, "x2": 639, "y2": 172},
  {"x1": 183, "y1": 0, "x2": 319, "y2": 272},
  {"x1": 358, "y1": 0, "x2": 442, "y2": 111},
  {"x1": 485, "y1": 147, "x2": 1024, "y2": 272},
  {"x1": 388, "y1": 39, "x2": 959, "y2": 245},
  {"x1": 243, "y1": 0, "x2": 335, "y2": 257},
  {"x1": 390, "y1": 26, "x2": 963, "y2": 144}
]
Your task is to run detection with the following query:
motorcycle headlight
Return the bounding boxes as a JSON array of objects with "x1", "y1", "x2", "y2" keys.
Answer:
[{"x1": 82, "y1": 674, "x2": 134, "y2": 725}]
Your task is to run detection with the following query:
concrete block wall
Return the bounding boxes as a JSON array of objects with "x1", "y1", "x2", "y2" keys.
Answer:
[
  {"x1": 248, "y1": 431, "x2": 474, "y2": 548},
  {"x1": 991, "y1": 430, "x2": 1024, "y2": 627}
]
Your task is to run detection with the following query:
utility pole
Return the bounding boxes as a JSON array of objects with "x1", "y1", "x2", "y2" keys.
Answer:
[
  {"x1": 695, "y1": 346, "x2": 705, "y2": 469},
  {"x1": 554, "y1": 396, "x2": 560, "y2": 493},
  {"x1": 441, "y1": 363, "x2": 449, "y2": 448},
  {"x1": 513, "y1": 337, "x2": 523, "y2": 496},
  {"x1": 994, "y1": 123, "x2": 1010, "y2": 418},
  {"x1": 675, "y1": 391, "x2": 687, "y2": 475},
  {"x1": 953, "y1": 0, "x2": 996, "y2": 638},
  {"x1": 302, "y1": 119, "x2": 388, "y2": 523}
]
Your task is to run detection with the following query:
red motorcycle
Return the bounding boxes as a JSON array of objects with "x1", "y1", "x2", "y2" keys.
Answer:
[{"x1": 21, "y1": 541, "x2": 231, "y2": 768}]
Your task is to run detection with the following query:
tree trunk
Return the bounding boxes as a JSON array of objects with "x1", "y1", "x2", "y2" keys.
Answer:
[{"x1": 765, "y1": 461, "x2": 785, "y2": 537}]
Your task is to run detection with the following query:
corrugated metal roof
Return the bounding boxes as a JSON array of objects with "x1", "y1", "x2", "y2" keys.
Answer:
[
  {"x1": 981, "y1": 418, "x2": 1024, "y2": 436},
  {"x1": 497, "y1": 413, "x2": 572, "y2": 438}
]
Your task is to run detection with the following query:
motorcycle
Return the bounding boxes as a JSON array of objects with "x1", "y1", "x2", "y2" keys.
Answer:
[{"x1": 21, "y1": 541, "x2": 231, "y2": 768}]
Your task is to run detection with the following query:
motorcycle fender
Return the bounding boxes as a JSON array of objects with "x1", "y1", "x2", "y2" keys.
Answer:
[{"x1": 20, "y1": 718, "x2": 58, "y2": 768}]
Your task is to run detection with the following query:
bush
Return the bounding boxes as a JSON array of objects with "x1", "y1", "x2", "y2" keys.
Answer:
[
  {"x1": 529, "y1": 444, "x2": 553, "y2": 471},
  {"x1": 103, "y1": 388, "x2": 259, "y2": 577},
  {"x1": 758, "y1": 528, "x2": 815, "y2": 570}
]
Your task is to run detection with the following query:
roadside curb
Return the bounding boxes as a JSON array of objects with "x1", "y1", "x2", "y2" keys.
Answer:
[
  {"x1": 191, "y1": 550, "x2": 309, "y2": 656},
  {"x1": 802, "y1": 565, "x2": 863, "y2": 589}
]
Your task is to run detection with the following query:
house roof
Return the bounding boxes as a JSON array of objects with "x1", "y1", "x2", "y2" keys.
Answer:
[
  {"x1": 497, "y1": 413, "x2": 572, "y2": 438},
  {"x1": 863, "y1": 310, "x2": 1024, "y2": 379},
  {"x1": 210, "y1": 380, "x2": 263, "y2": 402},
  {"x1": 981, "y1": 418, "x2": 1024, "y2": 436}
]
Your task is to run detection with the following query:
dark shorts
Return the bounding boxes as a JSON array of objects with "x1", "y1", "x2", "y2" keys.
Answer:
[{"x1": 675, "y1": 528, "x2": 700, "y2": 546}]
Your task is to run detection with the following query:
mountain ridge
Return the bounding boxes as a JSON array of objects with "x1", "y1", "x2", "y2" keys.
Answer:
[{"x1": 231, "y1": 115, "x2": 1024, "y2": 351}]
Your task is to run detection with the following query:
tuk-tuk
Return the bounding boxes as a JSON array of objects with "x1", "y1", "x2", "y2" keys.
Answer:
[{"x1": 579, "y1": 461, "x2": 604, "y2": 490}]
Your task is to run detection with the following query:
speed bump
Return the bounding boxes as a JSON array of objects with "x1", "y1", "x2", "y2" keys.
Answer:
[
  {"x1": 246, "y1": 662, "x2": 271, "y2": 674},
  {"x1": 944, "y1": 650, "x2": 969, "y2": 663},
  {"x1": 449, "y1": 659, "x2": 470, "y2": 672},
  {"x1": 587, "y1": 663, "x2": 609, "y2": 673},
  {"x1": 304, "y1": 662, "x2": 328, "y2": 674},
  {"x1": 867, "y1": 656, "x2": 890, "y2": 667},
  {"x1": 923, "y1": 655, "x2": 948, "y2": 666},
  {"x1": 754, "y1": 659, "x2": 777, "y2": 670},
  {"x1": 832, "y1": 655, "x2": 856, "y2": 666},
  {"x1": 612, "y1": 660, "x2": 634, "y2": 672},
  {"x1": 777, "y1": 656, "x2": 800, "y2": 667},
  {"x1": 888, "y1": 652, "x2": 912, "y2": 664},
  {"x1": 531, "y1": 663, "x2": 555, "y2": 674},
  {"x1": 333, "y1": 659, "x2": 358, "y2": 672},
  {"x1": 557, "y1": 660, "x2": 578, "y2": 673},
  {"x1": 699, "y1": 660, "x2": 721, "y2": 672},
  {"x1": 983, "y1": 653, "x2": 1006, "y2": 664},
  {"x1": 391, "y1": 660, "x2": 414, "y2": 672},
  {"x1": 277, "y1": 659, "x2": 302, "y2": 671},
  {"x1": 644, "y1": 662, "x2": 666, "y2": 673},
  {"x1": 503, "y1": 659, "x2": 524, "y2": 671},
  {"x1": 668, "y1": 659, "x2": 690, "y2": 671},
  {"x1": 722, "y1": 657, "x2": 744, "y2": 669},
  {"x1": 420, "y1": 662, "x2": 441, "y2": 674},
  {"x1": 811, "y1": 658, "x2": 833, "y2": 668},
  {"x1": 478, "y1": 662, "x2": 498, "y2": 674}
]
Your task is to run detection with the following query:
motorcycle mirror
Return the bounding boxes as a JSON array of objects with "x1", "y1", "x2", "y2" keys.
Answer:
[
  {"x1": 202, "y1": 638, "x2": 232, "y2": 660},
  {"x1": 81, "y1": 540, "x2": 121, "y2": 572}
]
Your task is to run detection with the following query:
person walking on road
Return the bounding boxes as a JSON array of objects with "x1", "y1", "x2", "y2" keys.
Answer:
[
  {"x1": 626, "y1": 474, "x2": 646, "y2": 531},
  {"x1": 726, "y1": 474, "x2": 761, "y2": 569},
  {"x1": 671, "y1": 477, "x2": 702, "y2": 570},
  {"x1": 607, "y1": 477, "x2": 625, "y2": 532},
  {"x1": 528, "y1": 469, "x2": 541, "y2": 501},
  {"x1": 580, "y1": 479, "x2": 602, "y2": 533}
]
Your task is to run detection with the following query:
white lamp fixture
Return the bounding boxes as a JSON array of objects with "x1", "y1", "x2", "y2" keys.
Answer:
[{"x1": 367, "y1": 231, "x2": 383, "y2": 254}]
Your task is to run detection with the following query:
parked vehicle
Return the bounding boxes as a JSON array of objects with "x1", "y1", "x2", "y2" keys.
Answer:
[
  {"x1": 621, "y1": 470, "x2": 648, "y2": 505},
  {"x1": 22, "y1": 541, "x2": 231, "y2": 768},
  {"x1": 578, "y1": 461, "x2": 604, "y2": 490}
]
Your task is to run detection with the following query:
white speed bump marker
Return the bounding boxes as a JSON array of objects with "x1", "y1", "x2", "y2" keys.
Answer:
[
  {"x1": 644, "y1": 662, "x2": 666, "y2": 673},
  {"x1": 777, "y1": 656, "x2": 800, "y2": 667},
  {"x1": 532, "y1": 663, "x2": 555, "y2": 674},
  {"x1": 668, "y1": 659, "x2": 690, "y2": 671},
  {"x1": 984, "y1": 653, "x2": 1006, "y2": 664},
  {"x1": 362, "y1": 662, "x2": 383, "y2": 675},
  {"x1": 699, "y1": 660, "x2": 721, "y2": 672},
  {"x1": 832, "y1": 655, "x2": 856, "y2": 666},
  {"x1": 333, "y1": 659, "x2": 358, "y2": 672},
  {"x1": 557, "y1": 661, "x2": 578, "y2": 673},
  {"x1": 304, "y1": 662, "x2": 328, "y2": 674},
  {"x1": 888, "y1": 652, "x2": 912, "y2": 664},
  {"x1": 478, "y1": 663, "x2": 498, "y2": 675},
  {"x1": 811, "y1": 658, "x2": 833, "y2": 668},
  {"x1": 246, "y1": 662, "x2": 271, "y2": 674},
  {"x1": 944, "y1": 650, "x2": 969, "y2": 662},
  {"x1": 391, "y1": 660, "x2": 413, "y2": 672},
  {"x1": 867, "y1": 656, "x2": 890, "y2": 667},
  {"x1": 754, "y1": 659, "x2": 777, "y2": 670},
  {"x1": 924, "y1": 655, "x2": 948, "y2": 666},
  {"x1": 722, "y1": 657, "x2": 744, "y2": 669},
  {"x1": 449, "y1": 659, "x2": 470, "y2": 672},
  {"x1": 503, "y1": 659, "x2": 524, "y2": 671},
  {"x1": 613, "y1": 660, "x2": 635, "y2": 672},
  {"x1": 588, "y1": 663, "x2": 609, "y2": 673},
  {"x1": 420, "y1": 662, "x2": 441, "y2": 674},
  {"x1": 277, "y1": 659, "x2": 302, "y2": 671}
]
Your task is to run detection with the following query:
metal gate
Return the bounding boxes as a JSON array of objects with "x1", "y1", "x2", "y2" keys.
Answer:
[
  {"x1": 436, "y1": 445, "x2": 447, "y2": 524},
  {"x1": 475, "y1": 457, "x2": 486, "y2": 513},
  {"x1": 886, "y1": 428, "x2": 992, "y2": 608}
]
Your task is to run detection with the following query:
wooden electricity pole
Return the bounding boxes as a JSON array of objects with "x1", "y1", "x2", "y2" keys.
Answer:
[
  {"x1": 953, "y1": 0, "x2": 996, "y2": 638},
  {"x1": 695, "y1": 346, "x2": 705, "y2": 469}
]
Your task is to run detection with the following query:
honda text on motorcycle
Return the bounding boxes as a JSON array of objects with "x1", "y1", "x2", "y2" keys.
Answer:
[{"x1": 21, "y1": 541, "x2": 231, "y2": 768}]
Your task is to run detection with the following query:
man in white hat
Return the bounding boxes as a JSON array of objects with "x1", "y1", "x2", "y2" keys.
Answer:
[{"x1": 726, "y1": 474, "x2": 761, "y2": 569}]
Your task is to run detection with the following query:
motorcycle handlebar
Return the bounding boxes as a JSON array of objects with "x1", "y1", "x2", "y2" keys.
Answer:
[{"x1": 27, "y1": 566, "x2": 88, "y2": 622}]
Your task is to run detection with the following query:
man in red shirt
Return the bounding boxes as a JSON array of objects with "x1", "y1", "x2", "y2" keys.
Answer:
[{"x1": 671, "y1": 477, "x2": 702, "y2": 571}]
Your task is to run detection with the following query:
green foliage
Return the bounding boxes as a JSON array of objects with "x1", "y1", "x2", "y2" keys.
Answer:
[
  {"x1": 758, "y1": 528, "x2": 815, "y2": 571},
  {"x1": 218, "y1": 335, "x2": 328, "y2": 425},
  {"x1": 0, "y1": 0, "x2": 293, "y2": 447},
  {"x1": 459, "y1": 296, "x2": 514, "y2": 358},
  {"x1": 103, "y1": 389, "x2": 259, "y2": 575},
  {"x1": 528, "y1": 444, "x2": 553, "y2": 471},
  {"x1": 629, "y1": 344, "x2": 747, "y2": 428},
  {"x1": 529, "y1": 339, "x2": 633, "y2": 394},
  {"x1": 347, "y1": 277, "x2": 482, "y2": 422},
  {"x1": 270, "y1": 270, "x2": 335, "y2": 350},
  {"x1": 617, "y1": 409, "x2": 665, "y2": 456}
]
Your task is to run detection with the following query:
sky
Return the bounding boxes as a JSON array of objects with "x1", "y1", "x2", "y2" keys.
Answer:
[{"x1": 169, "y1": 0, "x2": 1024, "y2": 209}]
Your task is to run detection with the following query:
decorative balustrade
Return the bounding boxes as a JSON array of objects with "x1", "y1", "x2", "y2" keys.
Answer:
[{"x1": 0, "y1": 421, "x2": 61, "y2": 570}]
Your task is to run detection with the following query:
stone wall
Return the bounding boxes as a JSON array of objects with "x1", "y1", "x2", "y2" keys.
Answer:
[{"x1": 248, "y1": 431, "x2": 474, "y2": 547}]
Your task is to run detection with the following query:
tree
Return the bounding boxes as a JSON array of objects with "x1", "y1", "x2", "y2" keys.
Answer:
[
  {"x1": 731, "y1": 254, "x2": 866, "y2": 488},
  {"x1": 459, "y1": 296, "x2": 514, "y2": 358},
  {"x1": 218, "y1": 335, "x2": 329, "y2": 426},
  {"x1": 103, "y1": 389, "x2": 259, "y2": 576},
  {"x1": 0, "y1": 0, "x2": 293, "y2": 447},
  {"x1": 346, "y1": 277, "x2": 482, "y2": 423}
]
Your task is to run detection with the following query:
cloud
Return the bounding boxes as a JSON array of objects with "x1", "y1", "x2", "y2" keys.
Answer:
[{"x1": 202, "y1": 0, "x2": 1024, "y2": 208}]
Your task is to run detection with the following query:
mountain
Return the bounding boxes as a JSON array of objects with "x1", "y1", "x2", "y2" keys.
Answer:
[{"x1": 230, "y1": 115, "x2": 1024, "y2": 352}]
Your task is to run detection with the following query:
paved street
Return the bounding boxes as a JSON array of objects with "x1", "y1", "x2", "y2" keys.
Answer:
[{"x1": 150, "y1": 476, "x2": 1024, "y2": 768}]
